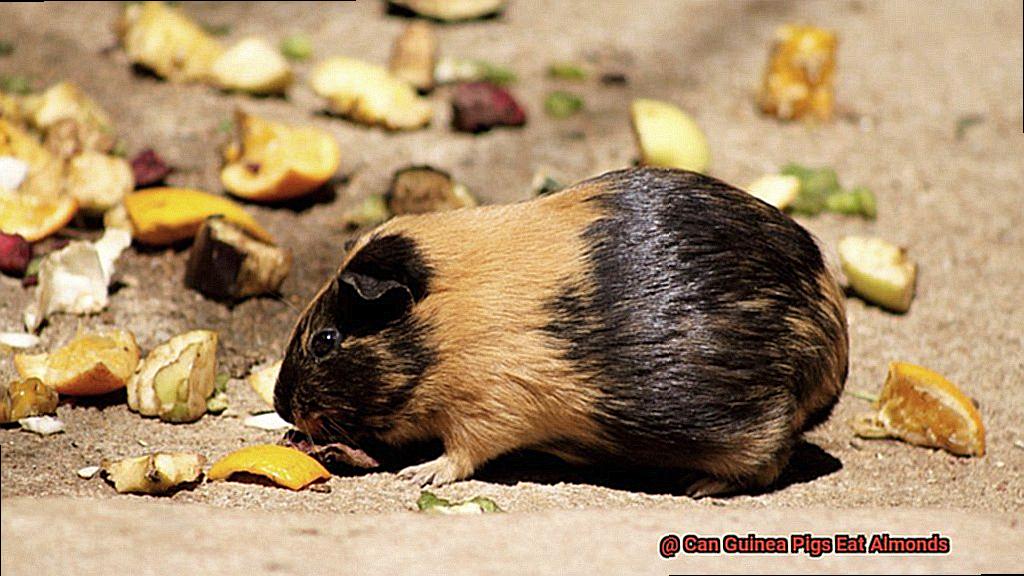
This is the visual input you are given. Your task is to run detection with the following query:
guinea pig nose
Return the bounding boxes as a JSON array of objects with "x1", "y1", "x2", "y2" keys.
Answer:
[{"x1": 273, "y1": 377, "x2": 295, "y2": 424}]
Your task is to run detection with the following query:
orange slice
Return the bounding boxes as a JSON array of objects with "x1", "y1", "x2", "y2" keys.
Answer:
[
  {"x1": 14, "y1": 330, "x2": 140, "y2": 396},
  {"x1": 855, "y1": 362, "x2": 985, "y2": 457},
  {"x1": 207, "y1": 444, "x2": 331, "y2": 490},
  {"x1": 124, "y1": 187, "x2": 273, "y2": 246},
  {"x1": 0, "y1": 190, "x2": 78, "y2": 242},
  {"x1": 221, "y1": 112, "x2": 340, "y2": 202}
]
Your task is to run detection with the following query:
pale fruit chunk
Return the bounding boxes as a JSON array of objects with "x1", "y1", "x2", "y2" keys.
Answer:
[
  {"x1": 14, "y1": 330, "x2": 140, "y2": 396},
  {"x1": 102, "y1": 452, "x2": 205, "y2": 494},
  {"x1": 758, "y1": 24, "x2": 837, "y2": 121},
  {"x1": 389, "y1": 0, "x2": 506, "y2": 21},
  {"x1": 389, "y1": 21, "x2": 437, "y2": 92},
  {"x1": 247, "y1": 360, "x2": 281, "y2": 408},
  {"x1": 838, "y1": 236, "x2": 916, "y2": 313},
  {"x1": 212, "y1": 37, "x2": 293, "y2": 94},
  {"x1": 207, "y1": 444, "x2": 330, "y2": 490},
  {"x1": 387, "y1": 165, "x2": 476, "y2": 215},
  {"x1": 311, "y1": 57, "x2": 432, "y2": 130},
  {"x1": 184, "y1": 217, "x2": 291, "y2": 301},
  {"x1": 220, "y1": 111, "x2": 340, "y2": 202},
  {"x1": 21, "y1": 81, "x2": 114, "y2": 155},
  {"x1": 854, "y1": 362, "x2": 985, "y2": 457},
  {"x1": 630, "y1": 99, "x2": 710, "y2": 173},
  {"x1": 745, "y1": 174, "x2": 800, "y2": 209},
  {"x1": 124, "y1": 187, "x2": 273, "y2": 246},
  {"x1": 65, "y1": 151, "x2": 134, "y2": 214},
  {"x1": 0, "y1": 378, "x2": 59, "y2": 424},
  {"x1": 417, "y1": 491, "x2": 502, "y2": 514},
  {"x1": 0, "y1": 189, "x2": 77, "y2": 242},
  {"x1": 127, "y1": 330, "x2": 219, "y2": 423},
  {"x1": 117, "y1": 1, "x2": 224, "y2": 83},
  {"x1": 0, "y1": 118, "x2": 65, "y2": 200}
]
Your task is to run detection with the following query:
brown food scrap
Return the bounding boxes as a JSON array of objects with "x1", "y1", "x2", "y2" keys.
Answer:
[
  {"x1": 0, "y1": 232, "x2": 32, "y2": 276},
  {"x1": 758, "y1": 24, "x2": 837, "y2": 121},
  {"x1": 386, "y1": 165, "x2": 476, "y2": 216},
  {"x1": 0, "y1": 378, "x2": 59, "y2": 424},
  {"x1": 451, "y1": 82, "x2": 526, "y2": 133},
  {"x1": 185, "y1": 216, "x2": 291, "y2": 301},
  {"x1": 389, "y1": 21, "x2": 437, "y2": 93},
  {"x1": 130, "y1": 148, "x2": 172, "y2": 187},
  {"x1": 280, "y1": 429, "x2": 379, "y2": 470}
]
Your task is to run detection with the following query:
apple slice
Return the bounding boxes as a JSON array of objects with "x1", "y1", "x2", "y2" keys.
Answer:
[
  {"x1": 838, "y1": 236, "x2": 916, "y2": 313},
  {"x1": 630, "y1": 98, "x2": 710, "y2": 173},
  {"x1": 745, "y1": 174, "x2": 800, "y2": 209},
  {"x1": 212, "y1": 37, "x2": 293, "y2": 94}
]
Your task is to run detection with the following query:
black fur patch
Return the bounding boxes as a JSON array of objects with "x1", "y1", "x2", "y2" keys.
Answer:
[
  {"x1": 543, "y1": 168, "x2": 843, "y2": 471},
  {"x1": 276, "y1": 233, "x2": 437, "y2": 442}
]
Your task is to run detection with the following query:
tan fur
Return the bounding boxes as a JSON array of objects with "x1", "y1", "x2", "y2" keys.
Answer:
[{"x1": 353, "y1": 183, "x2": 616, "y2": 479}]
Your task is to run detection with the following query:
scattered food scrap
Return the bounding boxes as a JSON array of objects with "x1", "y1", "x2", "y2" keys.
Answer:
[
  {"x1": 387, "y1": 165, "x2": 476, "y2": 215},
  {"x1": 311, "y1": 56, "x2": 432, "y2": 130},
  {"x1": 116, "y1": 1, "x2": 224, "y2": 83},
  {"x1": 0, "y1": 232, "x2": 31, "y2": 275},
  {"x1": 243, "y1": 411, "x2": 292, "y2": 431},
  {"x1": 22, "y1": 81, "x2": 115, "y2": 157},
  {"x1": 220, "y1": 111, "x2": 341, "y2": 202},
  {"x1": 102, "y1": 451, "x2": 206, "y2": 495},
  {"x1": 0, "y1": 156, "x2": 29, "y2": 190},
  {"x1": 389, "y1": 0, "x2": 506, "y2": 22},
  {"x1": 630, "y1": 98, "x2": 710, "y2": 173},
  {"x1": 123, "y1": 187, "x2": 273, "y2": 246},
  {"x1": 0, "y1": 332, "x2": 40, "y2": 351},
  {"x1": 745, "y1": 174, "x2": 800, "y2": 210},
  {"x1": 129, "y1": 148, "x2": 172, "y2": 187},
  {"x1": 185, "y1": 217, "x2": 292, "y2": 301},
  {"x1": 451, "y1": 82, "x2": 526, "y2": 133},
  {"x1": 206, "y1": 372, "x2": 230, "y2": 415},
  {"x1": 280, "y1": 34, "x2": 312, "y2": 61},
  {"x1": 212, "y1": 37, "x2": 293, "y2": 95},
  {"x1": 544, "y1": 91, "x2": 584, "y2": 118},
  {"x1": 389, "y1": 21, "x2": 437, "y2": 93},
  {"x1": 530, "y1": 170, "x2": 564, "y2": 197},
  {"x1": 65, "y1": 151, "x2": 134, "y2": 214},
  {"x1": 838, "y1": 236, "x2": 916, "y2": 313},
  {"x1": 18, "y1": 415, "x2": 65, "y2": 436},
  {"x1": 781, "y1": 163, "x2": 876, "y2": 218},
  {"x1": 76, "y1": 465, "x2": 100, "y2": 479},
  {"x1": 247, "y1": 360, "x2": 281, "y2": 408},
  {"x1": 127, "y1": 330, "x2": 219, "y2": 423},
  {"x1": 22, "y1": 227, "x2": 131, "y2": 331},
  {"x1": 434, "y1": 57, "x2": 516, "y2": 86},
  {"x1": 342, "y1": 194, "x2": 391, "y2": 229},
  {"x1": 417, "y1": 490, "x2": 502, "y2": 514},
  {"x1": 854, "y1": 362, "x2": 985, "y2": 457},
  {"x1": 758, "y1": 24, "x2": 837, "y2": 121},
  {"x1": 207, "y1": 444, "x2": 330, "y2": 490},
  {"x1": 0, "y1": 189, "x2": 77, "y2": 242},
  {"x1": 0, "y1": 377, "x2": 58, "y2": 424},
  {"x1": 280, "y1": 430, "x2": 380, "y2": 470},
  {"x1": 547, "y1": 62, "x2": 588, "y2": 81},
  {"x1": 14, "y1": 329, "x2": 139, "y2": 396}
]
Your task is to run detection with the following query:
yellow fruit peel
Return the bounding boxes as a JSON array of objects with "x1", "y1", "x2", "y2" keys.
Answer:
[
  {"x1": 0, "y1": 378, "x2": 59, "y2": 424},
  {"x1": 311, "y1": 57, "x2": 432, "y2": 130},
  {"x1": 838, "y1": 236, "x2": 916, "y2": 313},
  {"x1": 855, "y1": 362, "x2": 985, "y2": 457},
  {"x1": 103, "y1": 452, "x2": 206, "y2": 494},
  {"x1": 124, "y1": 187, "x2": 273, "y2": 246},
  {"x1": 117, "y1": 1, "x2": 223, "y2": 83},
  {"x1": 758, "y1": 24, "x2": 837, "y2": 121},
  {"x1": 0, "y1": 189, "x2": 77, "y2": 242},
  {"x1": 14, "y1": 330, "x2": 140, "y2": 396},
  {"x1": 207, "y1": 444, "x2": 331, "y2": 490}
]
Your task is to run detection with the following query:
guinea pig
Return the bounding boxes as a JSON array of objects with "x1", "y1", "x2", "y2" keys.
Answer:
[{"x1": 274, "y1": 167, "x2": 848, "y2": 497}]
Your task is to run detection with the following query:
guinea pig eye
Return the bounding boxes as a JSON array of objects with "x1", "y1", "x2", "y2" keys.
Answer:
[{"x1": 309, "y1": 328, "x2": 340, "y2": 359}]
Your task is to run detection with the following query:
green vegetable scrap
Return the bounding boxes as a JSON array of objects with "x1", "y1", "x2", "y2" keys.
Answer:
[
  {"x1": 544, "y1": 91, "x2": 583, "y2": 118},
  {"x1": 781, "y1": 163, "x2": 876, "y2": 219},
  {"x1": 0, "y1": 75, "x2": 32, "y2": 95},
  {"x1": 417, "y1": 490, "x2": 503, "y2": 514},
  {"x1": 547, "y1": 62, "x2": 588, "y2": 80},
  {"x1": 280, "y1": 34, "x2": 313, "y2": 61},
  {"x1": 206, "y1": 372, "x2": 230, "y2": 414}
]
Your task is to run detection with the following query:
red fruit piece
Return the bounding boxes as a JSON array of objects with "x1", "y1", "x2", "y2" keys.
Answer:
[
  {"x1": 130, "y1": 148, "x2": 172, "y2": 188},
  {"x1": 0, "y1": 232, "x2": 32, "y2": 276},
  {"x1": 451, "y1": 82, "x2": 527, "y2": 133}
]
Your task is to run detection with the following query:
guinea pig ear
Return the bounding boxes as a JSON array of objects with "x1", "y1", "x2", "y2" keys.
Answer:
[{"x1": 337, "y1": 270, "x2": 414, "y2": 335}]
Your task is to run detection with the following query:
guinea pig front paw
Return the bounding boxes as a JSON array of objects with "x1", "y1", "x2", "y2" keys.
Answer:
[
  {"x1": 683, "y1": 476, "x2": 738, "y2": 499},
  {"x1": 398, "y1": 455, "x2": 470, "y2": 487}
]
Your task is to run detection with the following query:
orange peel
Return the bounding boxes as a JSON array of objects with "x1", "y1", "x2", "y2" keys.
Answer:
[
  {"x1": 0, "y1": 190, "x2": 77, "y2": 242},
  {"x1": 207, "y1": 444, "x2": 331, "y2": 490},
  {"x1": 124, "y1": 187, "x2": 273, "y2": 246},
  {"x1": 220, "y1": 111, "x2": 340, "y2": 202},
  {"x1": 855, "y1": 362, "x2": 985, "y2": 457},
  {"x1": 14, "y1": 330, "x2": 140, "y2": 396}
]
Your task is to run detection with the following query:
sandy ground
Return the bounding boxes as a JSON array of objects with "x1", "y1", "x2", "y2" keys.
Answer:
[{"x1": 1, "y1": 1, "x2": 1022, "y2": 573}]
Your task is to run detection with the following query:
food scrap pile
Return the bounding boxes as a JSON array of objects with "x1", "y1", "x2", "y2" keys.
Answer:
[{"x1": 0, "y1": 1, "x2": 991, "y2": 505}]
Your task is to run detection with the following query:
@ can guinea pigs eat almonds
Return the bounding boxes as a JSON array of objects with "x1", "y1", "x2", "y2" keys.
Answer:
[{"x1": 275, "y1": 167, "x2": 848, "y2": 497}]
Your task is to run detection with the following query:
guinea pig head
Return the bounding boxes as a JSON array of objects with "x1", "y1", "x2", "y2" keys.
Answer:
[{"x1": 274, "y1": 233, "x2": 435, "y2": 444}]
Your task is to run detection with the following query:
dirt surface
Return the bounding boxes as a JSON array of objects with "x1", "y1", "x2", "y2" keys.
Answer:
[{"x1": 1, "y1": 1, "x2": 1022, "y2": 573}]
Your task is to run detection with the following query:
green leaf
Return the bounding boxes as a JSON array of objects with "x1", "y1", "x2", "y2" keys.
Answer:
[
  {"x1": 544, "y1": 91, "x2": 583, "y2": 119},
  {"x1": 781, "y1": 163, "x2": 841, "y2": 215},
  {"x1": 416, "y1": 490, "x2": 503, "y2": 514}
]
